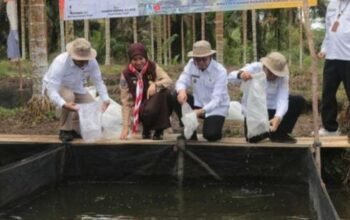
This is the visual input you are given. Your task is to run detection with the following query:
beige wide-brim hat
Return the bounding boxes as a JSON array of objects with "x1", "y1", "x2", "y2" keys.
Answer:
[
  {"x1": 187, "y1": 40, "x2": 216, "y2": 57},
  {"x1": 66, "y1": 38, "x2": 97, "y2": 60},
  {"x1": 260, "y1": 52, "x2": 289, "y2": 77}
]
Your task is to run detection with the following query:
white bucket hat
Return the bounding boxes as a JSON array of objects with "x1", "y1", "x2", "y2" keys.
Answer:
[
  {"x1": 66, "y1": 38, "x2": 97, "y2": 60},
  {"x1": 260, "y1": 52, "x2": 289, "y2": 77},
  {"x1": 187, "y1": 40, "x2": 216, "y2": 57}
]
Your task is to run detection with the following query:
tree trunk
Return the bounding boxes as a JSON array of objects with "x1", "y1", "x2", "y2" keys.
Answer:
[
  {"x1": 192, "y1": 14, "x2": 196, "y2": 44},
  {"x1": 201, "y1": 12, "x2": 205, "y2": 40},
  {"x1": 105, "y1": 18, "x2": 111, "y2": 66},
  {"x1": 215, "y1": 12, "x2": 224, "y2": 64},
  {"x1": 150, "y1": 16, "x2": 155, "y2": 60},
  {"x1": 20, "y1": 0, "x2": 26, "y2": 59},
  {"x1": 29, "y1": 0, "x2": 48, "y2": 95},
  {"x1": 168, "y1": 15, "x2": 172, "y2": 64},
  {"x1": 181, "y1": 15, "x2": 185, "y2": 65},
  {"x1": 156, "y1": 16, "x2": 162, "y2": 64},
  {"x1": 299, "y1": 7, "x2": 304, "y2": 68},
  {"x1": 84, "y1": 19, "x2": 89, "y2": 40},
  {"x1": 28, "y1": 0, "x2": 52, "y2": 116},
  {"x1": 133, "y1": 17, "x2": 137, "y2": 43},
  {"x1": 59, "y1": 20, "x2": 65, "y2": 52},
  {"x1": 65, "y1": 20, "x2": 74, "y2": 43},
  {"x1": 163, "y1": 15, "x2": 168, "y2": 65},
  {"x1": 288, "y1": 9, "x2": 293, "y2": 65},
  {"x1": 242, "y1": 10, "x2": 247, "y2": 64},
  {"x1": 252, "y1": 9, "x2": 257, "y2": 61}
]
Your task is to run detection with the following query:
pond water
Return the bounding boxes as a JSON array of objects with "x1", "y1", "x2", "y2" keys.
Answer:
[
  {"x1": 1, "y1": 181, "x2": 312, "y2": 220},
  {"x1": 328, "y1": 187, "x2": 350, "y2": 219}
]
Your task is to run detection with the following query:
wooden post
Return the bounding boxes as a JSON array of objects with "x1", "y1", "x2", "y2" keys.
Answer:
[{"x1": 301, "y1": 0, "x2": 321, "y2": 175}]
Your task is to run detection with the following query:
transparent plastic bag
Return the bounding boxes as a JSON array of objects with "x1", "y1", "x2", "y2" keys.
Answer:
[
  {"x1": 226, "y1": 101, "x2": 244, "y2": 122},
  {"x1": 78, "y1": 101, "x2": 103, "y2": 142},
  {"x1": 181, "y1": 102, "x2": 199, "y2": 140},
  {"x1": 101, "y1": 99, "x2": 122, "y2": 139},
  {"x1": 241, "y1": 72, "x2": 269, "y2": 139}
]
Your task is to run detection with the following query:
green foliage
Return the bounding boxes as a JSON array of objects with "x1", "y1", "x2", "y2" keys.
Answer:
[
  {"x1": 0, "y1": 60, "x2": 31, "y2": 78},
  {"x1": 0, "y1": 107, "x2": 22, "y2": 119},
  {"x1": 90, "y1": 29, "x2": 106, "y2": 63}
]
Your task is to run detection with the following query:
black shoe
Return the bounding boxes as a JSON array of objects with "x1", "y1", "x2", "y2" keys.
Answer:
[
  {"x1": 153, "y1": 130, "x2": 164, "y2": 140},
  {"x1": 142, "y1": 130, "x2": 151, "y2": 139},
  {"x1": 59, "y1": 130, "x2": 74, "y2": 142},
  {"x1": 190, "y1": 131, "x2": 198, "y2": 141},
  {"x1": 71, "y1": 130, "x2": 82, "y2": 139},
  {"x1": 270, "y1": 134, "x2": 297, "y2": 144},
  {"x1": 247, "y1": 132, "x2": 270, "y2": 143}
]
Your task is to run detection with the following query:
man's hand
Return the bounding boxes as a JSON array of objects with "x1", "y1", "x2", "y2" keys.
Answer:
[
  {"x1": 269, "y1": 116, "x2": 281, "y2": 132},
  {"x1": 177, "y1": 90, "x2": 187, "y2": 104},
  {"x1": 194, "y1": 109, "x2": 205, "y2": 117},
  {"x1": 63, "y1": 102, "x2": 79, "y2": 112},
  {"x1": 147, "y1": 83, "x2": 157, "y2": 99},
  {"x1": 119, "y1": 128, "x2": 129, "y2": 140},
  {"x1": 318, "y1": 51, "x2": 325, "y2": 59},
  {"x1": 239, "y1": 71, "x2": 253, "y2": 81},
  {"x1": 101, "y1": 101, "x2": 110, "y2": 112}
]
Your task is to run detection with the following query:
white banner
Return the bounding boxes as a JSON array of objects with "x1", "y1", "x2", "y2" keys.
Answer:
[
  {"x1": 60, "y1": 0, "x2": 317, "y2": 20},
  {"x1": 63, "y1": 0, "x2": 138, "y2": 20}
]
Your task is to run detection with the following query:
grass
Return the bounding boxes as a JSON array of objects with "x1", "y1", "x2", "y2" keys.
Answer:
[{"x1": 0, "y1": 107, "x2": 23, "y2": 119}]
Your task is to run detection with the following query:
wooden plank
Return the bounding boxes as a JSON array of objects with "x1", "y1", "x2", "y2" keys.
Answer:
[{"x1": 0, "y1": 134, "x2": 349, "y2": 148}]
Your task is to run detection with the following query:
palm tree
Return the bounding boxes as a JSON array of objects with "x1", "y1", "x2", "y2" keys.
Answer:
[
  {"x1": 27, "y1": 0, "x2": 52, "y2": 116},
  {"x1": 149, "y1": 16, "x2": 155, "y2": 60},
  {"x1": 192, "y1": 14, "x2": 196, "y2": 44},
  {"x1": 59, "y1": 20, "x2": 65, "y2": 52},
  {"x1": 242, "y1": 10, "x2": 247, "y2": 64},
  {"x1": 105, "y1": 18, "x2": 111, "y2": 65},
  {"x1": 65, "y1": 20, "x2": 74, "y2": 43},
  {"x1": 215, "y1": 12, "x2": 224, "y2": 63},
  {"x1": 168, "y1": 15, "x2": 172, "y2": 63},
  {"x1": 252, "y1": 9, "x2": 257, "y2": 61},
  {"x1": 20, "y1": 0, "x2": 26, "y2": 59},
  {"x1": 84, "y1": 19, "x2": 89, "y2": 40},
  {"x1": 163, "y1": 15, "x2": 168, "y2": 65},
  {"x1": 201, "y1": 12, "x2": 205, "y2": 40},
  {"x1": 156, "y1": 16, "x2": 162, "y2": 64},
  {"x1": 133, "y1": 17, "x2": 137, "y2": 43},
  {"x1": 181, "y1": 15, "x2": 185, "y2": 65}
]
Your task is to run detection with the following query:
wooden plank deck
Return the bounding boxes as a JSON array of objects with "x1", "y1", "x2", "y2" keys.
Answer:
[{"x1": 0, "y1": 134, "x2": 349, "y2": 148}]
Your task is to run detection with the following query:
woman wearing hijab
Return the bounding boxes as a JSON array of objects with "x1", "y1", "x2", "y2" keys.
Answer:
[{"x1": 119, "y1": 43, "x2": 173, "y2": 140}]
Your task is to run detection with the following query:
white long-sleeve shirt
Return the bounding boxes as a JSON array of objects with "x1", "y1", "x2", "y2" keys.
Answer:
[
  {"x1": 321, "y1": 0, "x2": 350, "y2": 60},
  {"x1": 176, "y1": 58, "x2": 230, "y2": 117},
  {"x1": 43, "y1": 52, "x2": 109, "y2": 107},
  {"x1": 228, "y1": 62, "x2": 289, "y2": 118}
]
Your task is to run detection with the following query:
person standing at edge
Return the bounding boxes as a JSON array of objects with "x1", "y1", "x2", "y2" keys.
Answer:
[
  {"x1": 43, "y1": 38, "x2": 110, "y2": 142},
  {"x1": 174, "y1": 40, "x2": 230, "y2": 142},
  {"x1": 228, "y1": 52, "x2": 305, "y2": 143},
  {"x1": 316, "y1": 0, "x2": 350, "y2": 136},
  {"x1": 119, "y1": 43, "x2": 173, "y2": 140}
]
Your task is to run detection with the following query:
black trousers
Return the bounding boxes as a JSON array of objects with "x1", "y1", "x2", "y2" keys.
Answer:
[
  {"x1": 244, "y1": 94, "x2": 305, "y2": 140},
  {"x1": 141, "y1": 89, "x2": 173, "y2": 131},
  {"x1": 172, "y1": 92, "x2": 225, "y2": 142},
  {"x1": 269, "y1": 95, "x2": 305, "y2": 137},
  {"x1": 321, "y1": 59, "x2": 350, "y2": 131}
]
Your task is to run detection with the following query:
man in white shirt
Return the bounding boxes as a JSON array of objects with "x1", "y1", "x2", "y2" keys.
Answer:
[
  {"x1": 43, "y1": 38, "x2": 110, "y2": 142},
  {"x1": 228, "y1": 52, "x2": 305, "y2": 143},
  {"x1": 174, "y1": 40, "x2": 230, "y2": 142},
  {"x1": 317, "y1": 0, "x2": 350, "y2": 136}
]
